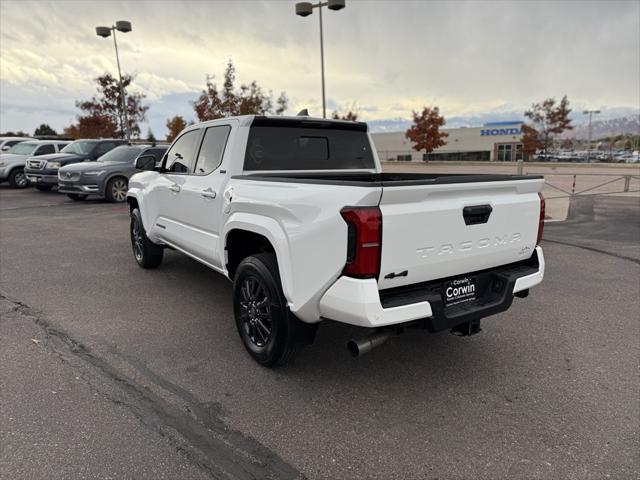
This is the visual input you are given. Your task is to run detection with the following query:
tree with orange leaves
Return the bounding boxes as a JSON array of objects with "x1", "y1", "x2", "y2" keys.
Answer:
[
  {"x1": 165, "y1": 115, "x2": 187, "y2": 143},
  {"x1": 405, "y1": 106, "x2": 448, "y2": 157}
]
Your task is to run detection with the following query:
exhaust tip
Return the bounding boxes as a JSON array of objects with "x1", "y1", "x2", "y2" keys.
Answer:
[{"x1": 347, "y1": 340, "x2": 360, "y2": 357}]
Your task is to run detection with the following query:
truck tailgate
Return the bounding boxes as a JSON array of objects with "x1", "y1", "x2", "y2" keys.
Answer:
[{"x1": 377, "y1": 178, "x2": 544, "y2": 290}]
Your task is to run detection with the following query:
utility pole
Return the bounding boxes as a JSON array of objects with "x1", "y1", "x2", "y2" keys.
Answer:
[{"x1": 583, "y1": 109, "x2": 600, "y2": 162}]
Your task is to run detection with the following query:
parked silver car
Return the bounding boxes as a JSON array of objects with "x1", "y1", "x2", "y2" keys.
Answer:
[{"x1": 0, "y1": 140, "x2": 70, "y2": 188}]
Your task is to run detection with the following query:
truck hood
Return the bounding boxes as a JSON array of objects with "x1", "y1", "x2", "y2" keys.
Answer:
[
  {"x1": 59, "y1": 161, "x2": 117, "y2": 173},
  {"x1": 35, "y1": 152, "x2": 88, "y2": 164},
  {"x1": 0, "y1": 153, "x2": 29, "y2": 160}
]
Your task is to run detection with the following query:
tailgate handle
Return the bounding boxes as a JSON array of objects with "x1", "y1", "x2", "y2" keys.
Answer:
[{"x1": 463, "y1": 204, "x2": 492, "y2": 225}]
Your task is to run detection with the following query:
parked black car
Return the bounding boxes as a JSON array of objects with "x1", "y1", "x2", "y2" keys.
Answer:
[
  {"x1": 57, "y1": 144, "x2": 167, "y2": 202},
  {"x1": 25, "y1": 139, "x2": 127, "y2": 191}
]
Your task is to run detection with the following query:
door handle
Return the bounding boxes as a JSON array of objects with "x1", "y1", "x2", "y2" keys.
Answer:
[
  {"x1": 169, "y1": 183, "x2": 181, "y2": 193},
  {"x1": 201, "y1": 187, "x2": 217, "y2": 199}
]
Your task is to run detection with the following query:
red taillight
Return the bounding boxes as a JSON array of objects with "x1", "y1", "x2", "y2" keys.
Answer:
[
  {"x1": 537, "y1": 192, "x2": 545, "y2": 245},
  {"x1": 340, "y1": 206, "x2": 382, "y2": 278}
]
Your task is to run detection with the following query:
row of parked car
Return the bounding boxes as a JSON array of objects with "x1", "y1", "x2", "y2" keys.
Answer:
[
  {"x1": 0, "y1": 137, "x2": 167, "y2": 202},
  {"x1": 534, "y1": 150, "x2": 639, "y2": 163}
]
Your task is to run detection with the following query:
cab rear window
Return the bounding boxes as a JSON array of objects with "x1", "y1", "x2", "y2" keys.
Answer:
[{"x1": 244, "y1": 120, "x2": 375, "y2": 171}]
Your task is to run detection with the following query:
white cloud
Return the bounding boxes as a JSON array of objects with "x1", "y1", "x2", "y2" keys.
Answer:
[{"x1": 1, "y1": 0, "x2": 638, "y2": 136}]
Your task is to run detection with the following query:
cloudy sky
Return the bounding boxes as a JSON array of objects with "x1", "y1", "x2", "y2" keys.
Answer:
[{"x1": 1, "y1": 0, "x2": 638, "y2": 137}]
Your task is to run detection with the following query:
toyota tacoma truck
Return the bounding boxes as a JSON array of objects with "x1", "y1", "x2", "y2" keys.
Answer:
[{"x1": 127, "y1": 115, "x2": 545, "y2": 367}]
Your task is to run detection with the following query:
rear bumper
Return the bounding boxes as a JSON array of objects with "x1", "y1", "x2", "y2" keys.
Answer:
[{"x1": 319, "y1": 246, "x2": 545, "y2": 329}]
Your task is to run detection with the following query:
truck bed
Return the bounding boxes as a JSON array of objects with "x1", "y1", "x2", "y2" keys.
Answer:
[
  {"x1": 233, "y1": 170, "x2": 544, "y2": 291},
  {"x1": 233, "y1": 172, "x2": 543, "y2": 187},
  {"x1": 233, "y1": 171, "x2": 542, "y2": 186}
]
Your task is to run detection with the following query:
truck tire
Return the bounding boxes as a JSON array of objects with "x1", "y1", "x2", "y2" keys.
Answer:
[
  {"x1": 67, "y1": 193, "x2": 88, "y2": 201},
  {"x1": 35, "y1": 185, "x2": 52, "y2": 191},
  {"x1": 105, "y1": 177, "x2": 128, "y2": 202},
  {"x1": 130, "y1": 208, "x2": 163, "y2": 268},
  {"x1": 8, "y1": 168, "x2": 29, "y2": 188},
  {"x1": 233, "y1": 253, "x2": 309, "y2": 367}
]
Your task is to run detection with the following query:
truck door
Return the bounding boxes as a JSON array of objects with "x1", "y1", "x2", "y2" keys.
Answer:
[
  {"x1": 146, "y1": 128, "x2": 202, "y2": 249},
  {"x1": 172, "y1": 124, "x2": 233, "y2": 269}
]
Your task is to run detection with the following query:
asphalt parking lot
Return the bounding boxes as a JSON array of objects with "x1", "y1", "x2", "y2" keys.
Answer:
[{"x1": 1, "y1": 187, "x2": 638, "y2": 480}]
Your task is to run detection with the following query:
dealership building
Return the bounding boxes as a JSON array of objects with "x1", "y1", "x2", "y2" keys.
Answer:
[{"x1": 371, "y1": 121, "x2": 524, "y2": 162}]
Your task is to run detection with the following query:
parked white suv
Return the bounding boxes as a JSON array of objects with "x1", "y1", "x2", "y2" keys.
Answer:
[{"x1": 127, "y1": 115, "x2": 546, "y2": 366}]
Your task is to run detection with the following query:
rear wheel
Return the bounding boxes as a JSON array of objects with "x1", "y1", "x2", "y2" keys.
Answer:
[
  {"x1": 8, "y1": 168, "x2": 29, "y2": 188},
  {"x1": 67, "y1": 193, "x2": 88, "y2": 201},
  {"x1": 130, "y1": 208, "x2": 163, "y2": 268},
  {"x1": 106, "y1": 177, "x2": 128, "y2": 202},
  {"x1": 35, "y1": 185, "x2": 52, "y2": 191},
  {"x1": 233, "y1": 253, "x2": 314, "y2": 367}
]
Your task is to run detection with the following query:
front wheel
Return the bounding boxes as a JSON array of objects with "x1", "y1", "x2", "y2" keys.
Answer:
[
  {"x1": 35, "y1": 185, "x2": 52, "y2": 191},
  {"x1": 67, "y1": 193, "x2": 88, "y2": 201},
  {"x1": 233, "y1": 253, "x2": 313, "y2": 367},
  {"x1": 8, "y1": 168, "x2": 29, "y2": 188},
  {"x1": 106, "y1": 177, "x2": 128, "y2": 202},
  {"x1": 130, "y1": 208, "x2": 163, "y2": 268}
]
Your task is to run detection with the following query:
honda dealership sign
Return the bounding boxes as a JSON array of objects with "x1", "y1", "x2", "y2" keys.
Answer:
[{"x1": 480, "y1": 128, "x2": 522, "y2": 136}]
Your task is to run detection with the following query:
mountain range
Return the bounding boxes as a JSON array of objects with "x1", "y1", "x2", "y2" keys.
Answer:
[{"x1": 368, "y1": 107, "x2": 639, "y2": 139}]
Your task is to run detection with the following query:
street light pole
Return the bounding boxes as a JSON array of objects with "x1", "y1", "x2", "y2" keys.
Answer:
[
  {"x1": 111, "y1": 29, "x2": 130, "y2": 142},
  {"x1": 96, "y1": 21, "x2": 132, "y2": 142},
  {"x1": 583, "y1": 109, "x2": 600, "y2": 162},
  {"x1": 318, "y1": 5, "x2": 326, "y2": 119},
  {"x1": 295, "y1": 0, "x2": 345, "y2": 118}
]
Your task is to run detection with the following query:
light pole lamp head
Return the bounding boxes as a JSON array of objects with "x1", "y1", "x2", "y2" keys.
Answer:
[
  {"x1": 295, "y1": 2, "x2": 313, "y2": 17},
  {"x1": 115, "y1": 20, "x2": 132, "y2": 33},
  {"x1": 96, "y1": 26, "x2": 112, "y2": 38},
  {"x1": 327, "y1": 0, "x2": 345, "y2": 11}
]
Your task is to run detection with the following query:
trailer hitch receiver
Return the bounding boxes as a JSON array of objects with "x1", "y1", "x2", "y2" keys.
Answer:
[{"x1": 450, "y1": 318, "x2": 482, "y2": 336}]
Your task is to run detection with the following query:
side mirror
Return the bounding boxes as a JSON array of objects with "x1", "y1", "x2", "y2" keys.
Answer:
[
  {"x1": 1, "y1": 146, "x2": 10, "y2": 152},
  {"x1": 135, "y1": 155, "x2": 157, "y2": 171}
]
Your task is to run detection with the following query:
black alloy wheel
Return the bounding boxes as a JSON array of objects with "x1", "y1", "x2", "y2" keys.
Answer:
[
  {"x1": 233, "y1": 253, "x2": 317, "y2": 367},
  {"x1": 131, "y1": 214, "x2": 144, "y2": 263},
  {"x1": 238, "y1": 275, "x2": 273, "y2": 348},
  {"x1": 130, "y1": 208, "x2": 163, "y2": 268}
]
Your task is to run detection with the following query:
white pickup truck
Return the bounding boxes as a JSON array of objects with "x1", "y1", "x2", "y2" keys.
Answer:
[{"x1": 127, "y1": 115, "x2": 545, "y2": 366}]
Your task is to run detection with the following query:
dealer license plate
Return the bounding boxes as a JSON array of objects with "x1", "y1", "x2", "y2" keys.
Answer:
[{"x1": 444, "y1": 277, "x2": 477, "y2": 307}]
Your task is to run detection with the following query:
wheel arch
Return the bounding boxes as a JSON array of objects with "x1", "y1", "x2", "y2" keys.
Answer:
[{"x1": 223, "y1": 213, "x2": 294, "y2": 304}]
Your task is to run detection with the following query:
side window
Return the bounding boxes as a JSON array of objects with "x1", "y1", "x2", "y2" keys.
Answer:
[
  {"x1": 94, "y1": 142, "x2": 116, "y2": 157},
  {"x1": 6, "y1": 140, "x2": 22, "y2": 148},
  {"x1": 194, "y1": 126, "x2": 231, "y2": 175},
  {"x1": 149, "y1": 148, "x2": 167, "y2": 163},
  {"x1": 164, "y1": 130, "x2": 200, "y2": 174},
  {"x1": 35, "y1": 144, "x2": 55, "y2": 155},
  {"x1": 57, "y1": 143, "x2": 68, "y2": 151}
]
